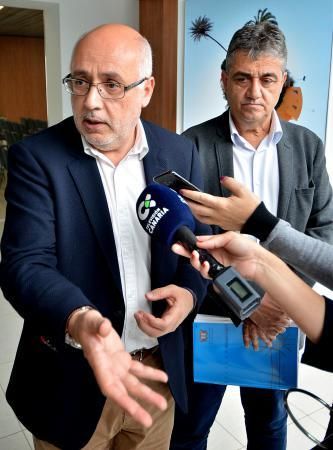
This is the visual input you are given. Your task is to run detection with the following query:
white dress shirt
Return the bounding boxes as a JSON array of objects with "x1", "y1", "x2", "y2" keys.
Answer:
[
  {"x1": 230, "y1": 110, "x2": 283, "y2": 233},
  {"x1": 83, "y1": 120, "x2": 158, "y2": 352}
]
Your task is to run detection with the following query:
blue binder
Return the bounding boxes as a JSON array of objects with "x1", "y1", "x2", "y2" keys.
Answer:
[{"x1": 193, "y1": 314, "x2": 299, "y2": 390}]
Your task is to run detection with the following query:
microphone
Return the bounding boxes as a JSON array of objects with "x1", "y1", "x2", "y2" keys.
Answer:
[
  {"x1": 136, "y1": 182, "x2": 197, "y2": 246},
  {"x1": 136, "y1": 183, "x2": 261, "y2": 321},
  {"x1": 136, "y1": 183, "x2": 219, "y2": 271}
]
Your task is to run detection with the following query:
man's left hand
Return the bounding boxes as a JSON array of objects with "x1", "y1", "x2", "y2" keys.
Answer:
[{"x1": 134, "y1": 285, "x2": 194, "y2": 337}]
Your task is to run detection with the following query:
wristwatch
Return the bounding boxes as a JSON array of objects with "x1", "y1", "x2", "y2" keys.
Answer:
[
  {"x1": 65, "y1": 332, "x2": 83, "y2": 349},
  {"x1": 65, "y1": 306, "x2": 93, "y2": 349}
]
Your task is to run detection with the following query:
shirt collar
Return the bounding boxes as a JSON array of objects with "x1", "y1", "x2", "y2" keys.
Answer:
[
  {"x1": 270, "y1": 110, "x2": 283, "y2": 145},
  {"x1": 82, "y1": 119, "x2": 149, "y2": 165},
  {"x1": 229, "y1": 109, "x2": 283, "y2": 150}
]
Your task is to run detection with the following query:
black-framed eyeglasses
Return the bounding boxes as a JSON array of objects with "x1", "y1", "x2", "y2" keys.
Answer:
[{"x1": 62, "y1": 74, "x2": 148, "y2": 100}]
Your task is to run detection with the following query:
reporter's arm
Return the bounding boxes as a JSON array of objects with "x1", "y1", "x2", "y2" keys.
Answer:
[
  {"x1": 248, "y1": 239, "x2": 325, "y2": 343},
  {"x1": 302, "y1": 296, "x2": 333, "y2": 373},
  {"x1": 182, "y1": 176, "x2": 333, "y2": 291},
  {"x1": 241, "y1": 198, "x2": 333, "y2": 290},
  {"x1": 261, "y1": 219, "x2": 333, "y2": 290},
  {"x1": 173, "y1": 232, "x2": 326, "y2": 343}
]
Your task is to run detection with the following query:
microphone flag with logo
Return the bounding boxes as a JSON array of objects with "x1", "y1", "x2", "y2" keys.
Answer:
[{"x1": 136, "y1": 183, "x2": 195, "y2": 247}]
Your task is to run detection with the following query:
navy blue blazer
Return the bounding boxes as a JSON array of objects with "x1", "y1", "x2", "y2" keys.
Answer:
[{"x1": 0, "y1": 117, "x2": 209, "y2": 449}]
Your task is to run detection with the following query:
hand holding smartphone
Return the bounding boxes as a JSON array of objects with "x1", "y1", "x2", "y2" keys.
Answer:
[{"x1": 153, "y1": 170, "x2": 201, "y2": 193}]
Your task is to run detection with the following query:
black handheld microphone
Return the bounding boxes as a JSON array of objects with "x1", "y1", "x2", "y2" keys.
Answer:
[
  {"x1": 136, "y1": 183, "x2": 261, "y2": 321},
  {"x1": 173, "y1": 225, "x2": 225, "y2": 278}
]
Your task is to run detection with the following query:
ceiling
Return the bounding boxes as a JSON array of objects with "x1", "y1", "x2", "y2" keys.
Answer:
[{"x1": 0, "y1": 6, "x2": 44, "y2": 38}]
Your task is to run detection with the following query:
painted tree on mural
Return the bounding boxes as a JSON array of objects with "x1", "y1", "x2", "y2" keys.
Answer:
[
  {"x1": 245, "y1": 8, "x2": 278, "y2": 26},
  {"x1": 189, "y1": 15, "x2": 227, "y2": 51}
]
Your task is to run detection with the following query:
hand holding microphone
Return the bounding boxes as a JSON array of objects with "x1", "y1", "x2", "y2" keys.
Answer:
[{"x1": 136, "y1": 183, "x2": 261, "y2": 321}]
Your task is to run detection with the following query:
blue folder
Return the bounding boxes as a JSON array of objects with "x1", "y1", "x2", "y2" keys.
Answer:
[{"x1": 193, "y1": 315, "x2": 299, "y2": 390}]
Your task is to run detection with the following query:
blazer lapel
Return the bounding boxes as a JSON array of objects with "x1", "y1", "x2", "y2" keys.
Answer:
[
  {"x1": 68, "y1": 155, "x2": 122, "y2": 295},
  {"x1": 277, "y1": 125, "x2": 294, "y2": 219},
  {"x1": 215, "y1": 113, "x2": 234, "y2": 197},
  {"x1": 141, "y1": 121, "x2": 177, "y2": 317},
  {"x1": 142, "y1": 121, "x2": 170, "y2": 184}
]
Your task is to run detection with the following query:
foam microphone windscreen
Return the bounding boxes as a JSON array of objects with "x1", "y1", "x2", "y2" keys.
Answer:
[{"x1": 136, "y1": 183, "x2": 195, "y2": 247}]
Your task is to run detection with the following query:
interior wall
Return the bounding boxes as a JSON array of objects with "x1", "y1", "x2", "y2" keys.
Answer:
[
  {"x1": 0, "y1": 36, "x2": 47, "y2": 123},
  {"x1": 2, "y1": 0, "x2": 139, "y2": 125},
  {"x1": 139, "y1": 0, "x2": 178, "y2": 131}
]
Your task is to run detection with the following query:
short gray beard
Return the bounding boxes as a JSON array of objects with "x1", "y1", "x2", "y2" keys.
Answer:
[{"x1": 83, "y1": 133, "x2": 121, "y2": 152}]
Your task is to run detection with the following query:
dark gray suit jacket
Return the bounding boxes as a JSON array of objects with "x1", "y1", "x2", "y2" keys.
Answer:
[{"x1": 183, "y1": 111, "x2": 333, "y2": 287}]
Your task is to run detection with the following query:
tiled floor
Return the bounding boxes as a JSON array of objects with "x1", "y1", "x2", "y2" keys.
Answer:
[{"x1": 0, "y1": 180, "x2": 332, "y2": 449}]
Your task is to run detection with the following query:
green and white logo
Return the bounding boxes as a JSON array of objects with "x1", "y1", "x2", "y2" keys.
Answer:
[
  {"x1": 137, "y1": 193, "x2": 169, "y2": 234},
  {"x1": 138, "y1": 194, "x2": 157, "y2": 221}
]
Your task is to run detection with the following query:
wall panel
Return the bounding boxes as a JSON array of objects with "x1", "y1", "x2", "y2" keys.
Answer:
[
  {"x1": 139, "y1": 0, "x2": 178, "y2": 131},
  {"x1": 0, "y1": 36, "x2": 47, "y2": 122}
]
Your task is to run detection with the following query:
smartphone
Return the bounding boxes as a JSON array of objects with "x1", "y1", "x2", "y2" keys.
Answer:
[{"x1": 153, "y1": 170, "x2": 201, "y2": 193}]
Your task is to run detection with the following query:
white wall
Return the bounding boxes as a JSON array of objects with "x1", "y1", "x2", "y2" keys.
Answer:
[{"x1": 2, "y1": 0, "x2": 139, "y2": 125}]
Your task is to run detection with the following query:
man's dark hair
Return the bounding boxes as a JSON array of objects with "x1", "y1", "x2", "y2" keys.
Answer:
[{"x1": 225, "y1": 22, "x2": 287, "y2": 72}]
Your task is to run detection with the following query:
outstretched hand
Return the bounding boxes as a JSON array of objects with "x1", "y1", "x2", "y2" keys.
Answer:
[
  {"x1": 180, "y1": 176, "x2": 260, "y2": 230},
  {"x1": 68, "y1": 309, "x2": 168, "y2": 428}
]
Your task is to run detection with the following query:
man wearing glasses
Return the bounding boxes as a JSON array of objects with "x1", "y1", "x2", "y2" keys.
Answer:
[{"x1": 0, "y1": 24, "x2": 208, "y2": 450}]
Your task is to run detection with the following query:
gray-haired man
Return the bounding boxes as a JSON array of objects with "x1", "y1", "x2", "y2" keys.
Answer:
[{"x1": 170, "y1": 21, "x2": 333, "y2": 450}]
